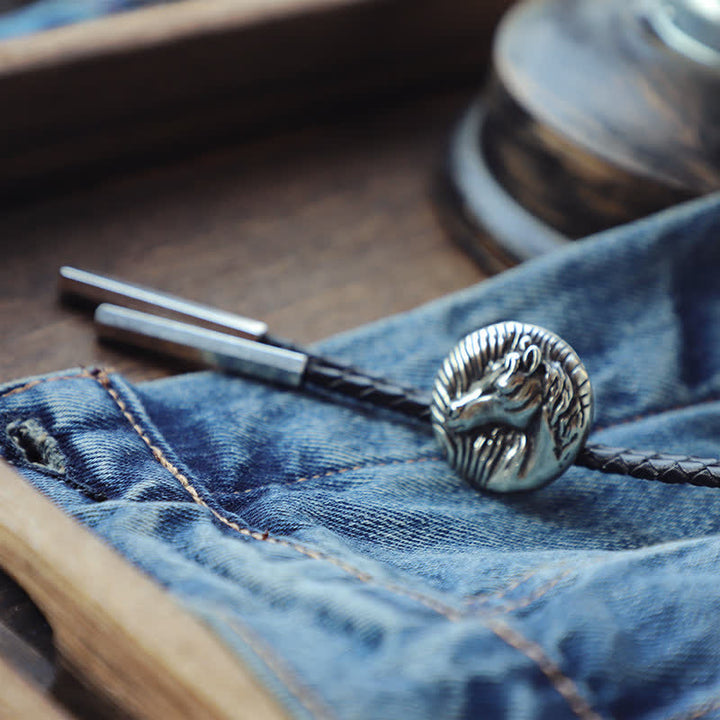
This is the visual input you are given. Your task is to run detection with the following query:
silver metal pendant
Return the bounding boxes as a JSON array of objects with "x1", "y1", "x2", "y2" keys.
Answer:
[{"x1": 431, "y1": 322, "x2": 593, "y2": 493}]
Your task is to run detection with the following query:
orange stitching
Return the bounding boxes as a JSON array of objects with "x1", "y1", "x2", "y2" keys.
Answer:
[
  {"x1": 93, "y1": 368, "x2": 602, "y2": 720},
  {"x1": 486, "y1": 617, "x2": 603, "y2": 720},
  {"x1": 92, "y1": 369, "x2": 461, "y2": 621},
  {"x1": 235, "y1": 455, "x2": 443, "y2": 495},
  {"x1": 494, "y1": 568, "x2": 579, "y2": 614},
  {"x1": 466, "y1": 564, "x2": 569, "y2": 608},
  {"x1": 0, "y1": 370, "x2": 94, "y2": 399},
  {"x1": 481, "y1": 556, "x2": 612, "y2": 615},
  {"x1": 465, "y1": 561, "x2": 572, "y2": 607},
  {"x1": 221, "y1": 613, "x2": 336, "y2": 720}
]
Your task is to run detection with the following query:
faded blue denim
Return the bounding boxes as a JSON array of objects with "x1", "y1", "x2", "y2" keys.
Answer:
[{"x1": 3, "y1": 194, "x2": 720, "y2": 719}]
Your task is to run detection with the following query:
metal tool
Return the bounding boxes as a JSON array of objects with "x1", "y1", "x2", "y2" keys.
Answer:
[
  {"x1": 95, "y1": 304, "x2": 307, "y2": 387},
  {"x1": 60, "y1": 266, "x2": 430, "y2": 416},
  {"x1": 59, "y1": 266, "x2": 267, "y2": 341}
]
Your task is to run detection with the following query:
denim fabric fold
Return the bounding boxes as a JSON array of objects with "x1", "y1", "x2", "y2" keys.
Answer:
[{"x1": 3, "y1": 194, "x2": 720, "y2": 719}]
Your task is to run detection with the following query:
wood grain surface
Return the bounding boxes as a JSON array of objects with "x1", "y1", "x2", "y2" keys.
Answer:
[
  {"x1": 0, "y1": 89, "x2": 483, "y2": 384},
  {"x1": 0, "y1": 0, "x2": 512, "y2": 197}
]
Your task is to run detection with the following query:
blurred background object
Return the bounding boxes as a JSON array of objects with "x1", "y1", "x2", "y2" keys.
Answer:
[
  {"x1": 0, "y1": 0, "x2": 511, "y2": 202},
  {"x1": 440, "y1": 0, "x2": 720, "y2": 273}
]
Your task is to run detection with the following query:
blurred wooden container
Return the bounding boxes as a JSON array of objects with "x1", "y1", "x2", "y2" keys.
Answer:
[{"x1": 0, "y1": 0, "x2": 512, "y2": 199}]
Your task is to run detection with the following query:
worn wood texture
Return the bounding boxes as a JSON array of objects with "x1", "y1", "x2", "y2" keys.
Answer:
[{"x1": 0, "y1": 90, "x2": 483, "y2": 384}]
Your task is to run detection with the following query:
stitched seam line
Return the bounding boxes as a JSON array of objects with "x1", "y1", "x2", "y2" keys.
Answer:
[
  {"x1": 219, "y1": 613, "x2": 336, "y2": 720},
  {"x1": 467, "y1": 567, "x2": 577, "y2": 611},
  {"x1": 92, "y1": 370, "x2": 461, "y2": 617},
  {"x1": 486, "y1": 617, "x2": 603, "y2": 720},
  {"x1": 475, "y1": 556, "x2": 614, "y2": 615},
  {"x1": 465, "y1": 561, "x2": 576, "y2": 607},
  {"x1": 93, "y1": 368, "x2": 602, "y2": 720},
  {"x1": 0, "y1": 370, "x2": 94, "y2": 399},
  {"x1": 0, "y1": 367, "x2": 330, "y2": 717},
  {"x1": 235, "y1": 455, "x2": 443, "y2": 495}
]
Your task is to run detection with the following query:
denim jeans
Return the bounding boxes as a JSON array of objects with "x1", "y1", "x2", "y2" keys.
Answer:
[{"x1": 2, "y1": 194, "x2": 720, "y2": 719}]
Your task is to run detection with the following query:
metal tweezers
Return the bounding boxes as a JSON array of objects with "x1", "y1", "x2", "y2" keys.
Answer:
[{"x1": 58, "y1": 266, "x2": 431, "y2": 421}]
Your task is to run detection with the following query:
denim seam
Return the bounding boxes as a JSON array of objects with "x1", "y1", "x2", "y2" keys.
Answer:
[
  {"x1": 0, "y1": 370, "x2": 93, "y2": 399},
  {"x1": 0, "y1": 372, "x2": 603, "y2": 615},
  {"x1": 464, "y1": 560, "x2": 578, "y2": 606},
  {"x1": 0, "y1": 370, "x2": 624, "y2": 717},
  {"x1": 93, "y1": 368, "x2": 604, "y2": 720},
  {"x1": 2, "y1": 373, "x2": 334, "y2": 719},
  {"x1": 490, "y1": 556, "x2": 612, "y2": 616},
  {"x1": 233, "y1": 455, "x2": 444, "y2": 495},
  {"x1": 219, "y1": 613, "x2": 337, "y2": 720},
  {"x1": 485, "y1": 616, "x2": 603, "y2": 720},
  {"x1": 466, "y1": 564, "x2": 578, "y2": 610}
]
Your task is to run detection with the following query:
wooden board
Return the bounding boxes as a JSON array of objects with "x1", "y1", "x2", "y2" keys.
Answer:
[{"x1": 0, "y1": 89, "x2": 484, "y2": 384}]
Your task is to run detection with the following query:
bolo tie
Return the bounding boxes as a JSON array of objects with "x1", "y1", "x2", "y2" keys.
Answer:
[{"x1": 60, "y1": 266, "x2": 720, "y2": 494}]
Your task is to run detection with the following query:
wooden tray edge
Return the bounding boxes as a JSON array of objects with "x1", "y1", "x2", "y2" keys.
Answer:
[
  {"x1": 0, "y1": 0, "x2": 362, "y2": 75},
  {"x1": 0, "y1": 460, "x2": 288, "y2": 720}
]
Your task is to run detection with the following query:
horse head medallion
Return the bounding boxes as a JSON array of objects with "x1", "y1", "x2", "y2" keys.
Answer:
[{"x1": 431, "y1": 322, "x2": 593, "y2": 492}]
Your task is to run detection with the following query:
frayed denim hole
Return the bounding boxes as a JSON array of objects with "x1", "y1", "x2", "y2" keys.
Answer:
[
  {"x1": 6, "y1": 418, "x2": 66, "y2": 475},
  {"x1": 5, "y1": 418, "x2": 107, "y2": 502}
]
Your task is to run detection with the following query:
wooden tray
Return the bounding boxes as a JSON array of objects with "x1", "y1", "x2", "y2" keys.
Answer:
[{"x1": 0, "y1": 0, "x2": 510, "y2": 199}]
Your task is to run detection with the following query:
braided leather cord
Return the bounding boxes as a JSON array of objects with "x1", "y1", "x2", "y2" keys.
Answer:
[
  {"x1": 575, "y1": 445, "x2": 720, "y2": 488},
  {"x1": 305, "y1": 357, "x2": 431, "y2": 421},
  {"x1": 300, "y1": 353, "x2": 720, "y2": 489}
]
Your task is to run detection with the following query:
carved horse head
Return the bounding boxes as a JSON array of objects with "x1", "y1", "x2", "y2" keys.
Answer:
[{"x1": 445, "y1": 343, "x2": 544, "y2": 433}]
